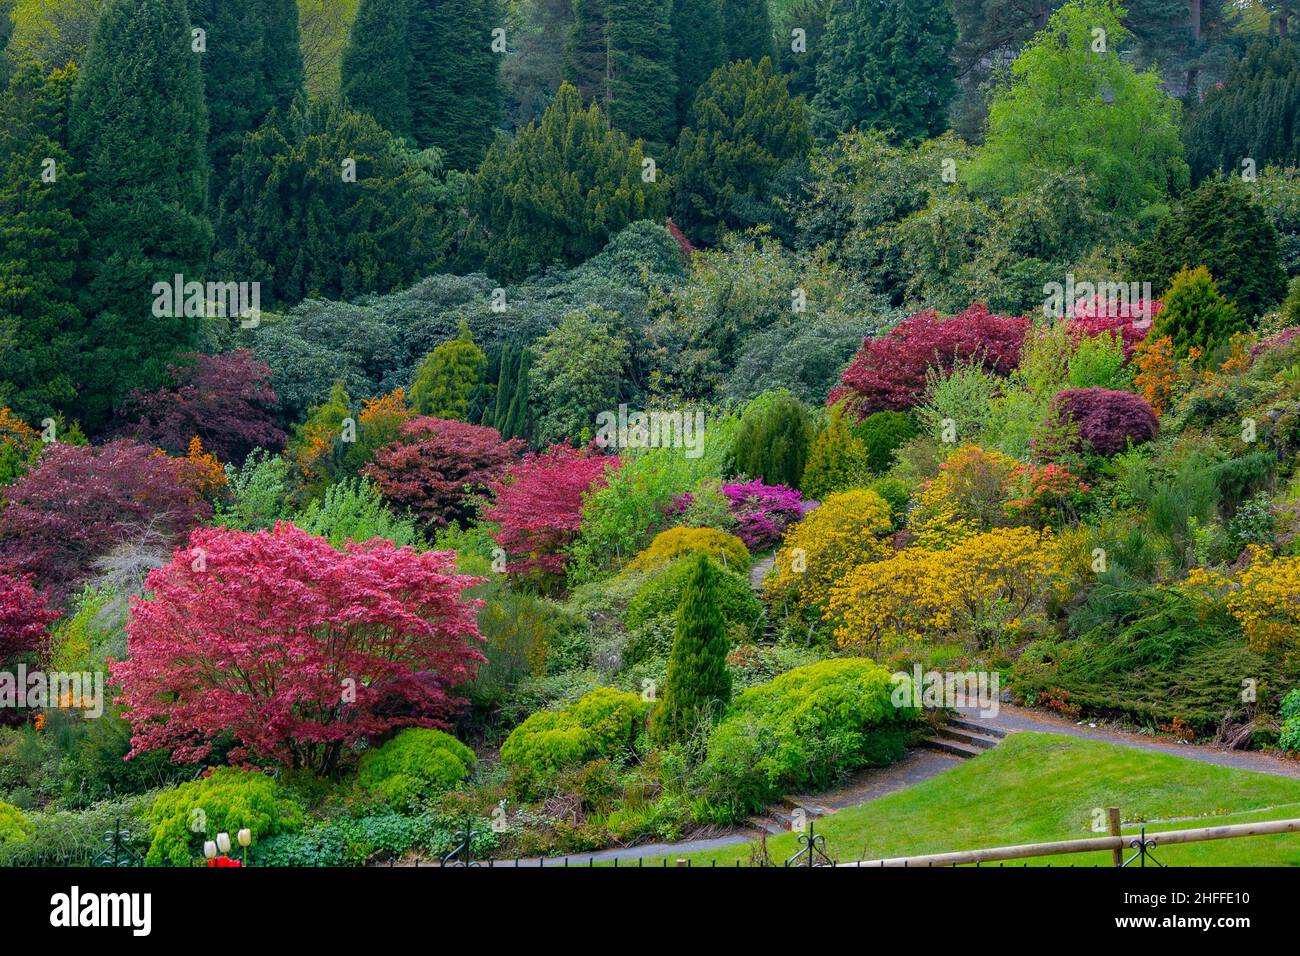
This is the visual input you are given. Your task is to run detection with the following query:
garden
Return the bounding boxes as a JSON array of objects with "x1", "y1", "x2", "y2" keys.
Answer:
[{"x1": 2, "y1": 0, "x2": 1300, "y2": 870}]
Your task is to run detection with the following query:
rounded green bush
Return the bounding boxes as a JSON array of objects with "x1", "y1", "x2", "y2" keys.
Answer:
[
  {"x1": 694, "y1": 659, "x2": 918, "y2": 822},
  {"x1": 499, "y1": 687, "x2": 650, "y2": 776},
  {"x1": 143, "y1": 767, "x2": 305, "y2": 866},
  {"x1": 357, "y1": 728, "x2": 475, "y2": 807},
  {"x1": 625, "y1": 555, "x2": 762, "y2": 635},
  {"x1": 853, "y1": 411, "x2": 918, "y2": 474},
  {"x1": 0, "y1": 801, "x2": 31, "y2": 845}
]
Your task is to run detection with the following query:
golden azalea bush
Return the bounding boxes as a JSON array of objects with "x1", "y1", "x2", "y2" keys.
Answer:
[
  {"x1": 626, "y1": 526, "x2": 751, "y2": 575},
  {"x1": 828, "y1": 527, "x2": 1063, "y2": 655},
  {"x1": 765, "y1": 489, "x2": 893, "y2": 611},
  {"x1": 1185, "y1": 548, "x2": 1300, "y2": 660},
  {"x1": 908, "y1": 444, "x2": 1018, "y2": 548}
]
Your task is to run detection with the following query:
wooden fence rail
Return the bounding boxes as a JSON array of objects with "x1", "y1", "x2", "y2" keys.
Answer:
[{"x1": 842, "y1": 816, "x2": 1300, "y2": 867}]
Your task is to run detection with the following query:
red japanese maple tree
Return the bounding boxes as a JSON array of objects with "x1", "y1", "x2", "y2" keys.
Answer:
[
  {"x1": 0, "y1": 440, "x2": 210, "y2": 597},
  {"x1": 0, "y1": 573, "x2": 60, "y2": 663},
  {"x1": 485, "y1": 445, "x2": 618, "y2": 579},
  {"x1": 112, "y1": 523, "x2": 485, "y2": 774},
  {"x1": 116, "y1": 350, "x2": 287, "y2": 463},
  {"x1": 1065, "y1": 294, "x2": 1163, "y2": 360},
  {"x1": 830, "y1": 303, "x2": 1030, "y2": 415},
  {"x1": 365, "y1": 417, "x2": 525, "y2": 527}
]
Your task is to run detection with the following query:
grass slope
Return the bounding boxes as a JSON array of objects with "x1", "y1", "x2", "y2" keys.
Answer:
[{"x1": 644, "y1": 733, "x2": 1300, "y2": 866}]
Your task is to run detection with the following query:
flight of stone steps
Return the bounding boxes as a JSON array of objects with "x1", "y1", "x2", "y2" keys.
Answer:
[
  {"x1": 921, "y1": 716, "x2": 1008, "y2": 759},
  {"x1": 748, "y1": 795, "x2": 833, "y2": 837}
]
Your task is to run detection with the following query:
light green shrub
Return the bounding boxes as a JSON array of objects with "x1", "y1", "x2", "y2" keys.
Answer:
[
  {"x1": 499, "y1": 687, "x2": 650, "y2": 777},
  {"x1": 143, "y1": 768, "x2": 305, "y2": 866},
  {"x1": 693, "y1": 659, "x2": 919, "y2": 821},
  {"x1": 294, "y1": 477, "x2": 422, "y2": 548},
  {"x1": 0, "y1": 801, "x2": 31, "y2": 844},
  {"x1": 625, "y1": 556, "x2": 761, "y2": 635},
  {"x1": 357, "y1": 729, "x2": 475, "y2": 807}
]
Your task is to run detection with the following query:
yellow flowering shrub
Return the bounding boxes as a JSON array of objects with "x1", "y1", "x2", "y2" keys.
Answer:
[
  {"x1": 765, "y1": 489, "x2": 893, "y2": 610},
  {"x1": 908, "y1": 444, "x2": 1018, "y2": 549},
  {"x1": 827, "y1": 527, "x2": 1061, "y2": 654},
  {"x1": 627, "y1": 526, "x2": 751, "y2": 574},
  {"x1": 1185, "y1": 548, "x2": 1300, "y2": 658}
]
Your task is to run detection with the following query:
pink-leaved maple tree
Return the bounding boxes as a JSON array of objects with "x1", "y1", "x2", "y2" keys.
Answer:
[
  {"x1": 485, "y1": 444, "x2": 618, "y2": 581},
  {"x1": 112, "y1": 523, "x2": 485, "y2": 774}
]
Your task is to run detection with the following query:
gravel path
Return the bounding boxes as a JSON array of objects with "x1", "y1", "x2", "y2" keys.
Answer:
[{"x1": 959, "y1": 702, "x2": 1300, "y2": 778}]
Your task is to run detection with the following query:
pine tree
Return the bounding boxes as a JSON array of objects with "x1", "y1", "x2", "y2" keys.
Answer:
[
  {"x1": 670, "y1": 0, "x2": 724, "y2": 126},
  {"x1": 813, "y1": 0, "x2": 955, "y2": 142},
  {"x1": 408, "y1": 0, "x2": 503, "y2": 168},
  {"x1": 606, "y1": 0, "x2": 676, "y2": 150},
  {"x1": 70, "y1": 0, "x2": 212, "y2": 429},
  {"x1": 0, "y1": 63, "x2": 86, "y2": 422},
  {"x1": 503, "y1": 347, "x2": 533, "y2": 440},
  {"x1": 189, "y1": 0, "x2": 305, "y2": 200},
  {"x1": 670, "y1": 56, "x2": 810, "y2": 244},
  {"x1": 653, "y1": 552, "x2": 732, "y2": 745},
  {"x1": 409, "y1": 320, "x2": 488, "y2": 418},
  {"x1": 1185, "y1": 38, "x2": 1300, "y2": 182},
  {"x1": 565, "y1": 0, "x2": 677, "y2": 149},
  {"x1": 732, "y1": 391, "x2": 813, "y2": 489},
  {"x1": 213, "y1": 97, "x2": 447, "y2": 306},
  {"x1": 722, "y1": 0, "x2": 772, "y2": 64},
  {"x1": 1153, "y1": 265, "x2": 1245, "y2": 360},
  {"x1": 341, "y1": 0, "x2": 414, "y2": 139}
]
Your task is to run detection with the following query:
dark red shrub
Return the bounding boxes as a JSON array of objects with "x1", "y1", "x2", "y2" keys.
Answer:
[
  {"x1": 0, "y1": 440, "x2": 210, "y2": 596},
  {"x1": 117, "y1": 350, "x2": 287, "y2": 463},
  {"x1": 365, "y1": 417, "x2": 525, "y2": 528},
  {"x1": 0, "y1": 573, "x2": 61, "y2": 663},
  {"x1": 830, "y1": 303, "x2": 1030, "y2": 415},
  {"x1": 1047, "y1": 388, "x2": 1159, "y2": 456}
]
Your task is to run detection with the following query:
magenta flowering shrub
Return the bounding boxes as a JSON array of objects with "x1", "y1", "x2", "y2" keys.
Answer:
[{"x1": 722, "y1": 481, "x2": 806, "y2": 551}]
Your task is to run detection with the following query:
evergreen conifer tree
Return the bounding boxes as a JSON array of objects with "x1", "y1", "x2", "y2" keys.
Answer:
[
  {"x1": 0, "y1": 62, "x2": 85, "y2": 422},
  {"x1": 70, "y1": 0, "x2": 212, "y2": 429},
  {"x1": 653, "y1": 552, "x2": 732, "y2": 745}
]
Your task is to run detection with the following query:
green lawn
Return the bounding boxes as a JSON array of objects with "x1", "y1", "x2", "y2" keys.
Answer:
[{"x1": 641, "y1": 732, "x2": 1300, "y2": 867}]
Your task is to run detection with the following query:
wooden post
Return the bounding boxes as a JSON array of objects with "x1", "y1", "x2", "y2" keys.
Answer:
[
  {"x1": 675, "y1": 858, "x2": 688, "y2": 867},
  {"x1": 1108, "y1": 807, "x2": 1123, "y2": 867}
]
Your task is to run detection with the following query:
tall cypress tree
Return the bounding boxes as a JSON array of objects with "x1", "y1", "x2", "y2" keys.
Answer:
[
  {"x1": 70, "y1": 0, "x2": 212, "y2": 429},
  {"x1": 0, "y1": 63, "x2": 86, "y2": 422},
  {"x1": 722, "y1": 0, "x2": 771, "y2": 64},
  {"x1": 566, "y1": 0, "x2": 677, "y2": 148},
  {"x1": 671, "y1": 0, "x2": 724, "y2": 126},
  {"x1": 189, "y1": 0, "x2": 305, "y2": 201},
  {"x1": 813, "y1": 0, "x2": 956, "y2": 142},
  {"x1": 341, "y1": 0, "x2": 414, "y2": 139},
  {"x1": 343, "y1": 0, "x2": 501, "y2": 167},
  {"x1": 653, "y1": 553, "x2": 732, "y2": 745},
  {"x1": 409, "y1": 0, "x2": 503, "y2": 168},
  {"x1": 606, "y1": 0, "x2": 676, "y2": 150},
  {"x1": 565, "y1": 0, "x2": 611, "y2": 106}
]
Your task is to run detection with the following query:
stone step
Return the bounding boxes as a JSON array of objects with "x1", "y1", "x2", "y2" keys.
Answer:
[
  {"x1": 921, "y1": 735, "x2": 984, "y2": 759},
  {"x1": 747, "y1": 815, "x2": 787, "y2": 836},
  {"x1": 948, "y1": 716, "x2": 1009, "y2": 739},
  {"x1": 938, "y1": 726, "x2": 1002, "y2": 750}
]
